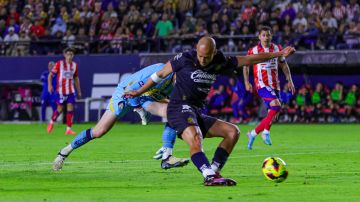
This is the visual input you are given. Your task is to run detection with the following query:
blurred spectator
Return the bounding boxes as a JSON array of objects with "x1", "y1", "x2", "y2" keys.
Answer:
[
  {"x1": 51, "y1": 17, "x2": 66, "y2": 36},
  {"x1": 4, "y1": 26, "x2": 18, "y2": 55},
  {"x1": 17, "y1": 31, "x2": 30, "y2": 56}
]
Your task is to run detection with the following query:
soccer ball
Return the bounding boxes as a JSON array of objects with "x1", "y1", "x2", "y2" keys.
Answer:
[{"x1": 262, "y1": 157, "x2": 288, "y2": 183}]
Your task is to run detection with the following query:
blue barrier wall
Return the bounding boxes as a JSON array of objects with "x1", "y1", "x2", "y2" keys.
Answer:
[{"x1": 0, "y1": 55, "x2": 141, "y2": 122}]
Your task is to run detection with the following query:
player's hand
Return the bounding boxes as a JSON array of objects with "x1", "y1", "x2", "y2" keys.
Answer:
[
  {"x1": 287, "y1": 80, "x2": 296, "y2": 94},
  {"x1": 245, "y1": 82, "x2": 253, "y2": 92},
  {"x1": 124, "y1": 90, "x2": 140, "y2": 98},
  {"x1": 77, "y1": 93, "x2": 82, "y2": 99},
  {"x1": 281, "y1": 47, "x2": 296, "y2": 57},
  {"x1": 48, "y1": 85, "x2": 53, "y2": 94}
]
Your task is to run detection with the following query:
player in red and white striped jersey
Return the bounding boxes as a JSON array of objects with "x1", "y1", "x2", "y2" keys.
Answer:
[
  {"x1": 243, "y1": 26, "x2": 295, "y2": 150},
  {"x1": 47, "y1": 47, "x2": 82, "y2": 135}
]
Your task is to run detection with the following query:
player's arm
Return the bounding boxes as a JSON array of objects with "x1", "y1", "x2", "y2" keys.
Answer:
[
  {"x1": 243, "y1": 65, "x2": 253, "y2": 92},
  {"x1": 48, "y1": 72, "x2": 54, "y2": 93},
  {"x1": 279, "y1": 61, "x2": 295, "y2": 94},
  {"x1": 236, "y1": 46, "x2": 295, "y2": 66},
  {"x1": 125, "y1": 62, "x2": 173, "y2": 98},
  {"x1": 74, "y1": 76, "x2": 82, "y2": 99}
]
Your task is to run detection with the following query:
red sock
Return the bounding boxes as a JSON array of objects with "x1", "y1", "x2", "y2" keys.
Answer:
[
  {"x1": 255, "y1": 109, "x2": 278, "y2": 134},
  {"x1": 264, "y1": 109, "x2": 278, "y2": 130},
  {"x1": 66, "y1": 112, "x2": 73, "y2": 128},
  {"x1": 51, "y1": 111, "x2": 59, "y2": 122}
]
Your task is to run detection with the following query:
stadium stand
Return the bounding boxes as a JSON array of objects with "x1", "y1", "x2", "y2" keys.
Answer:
[{"x1": 0, "y1": 0, "x2": 359, "y2": 55}]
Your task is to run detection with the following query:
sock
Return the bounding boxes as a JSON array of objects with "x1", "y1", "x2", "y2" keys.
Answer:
[
  {"x1": 162, "y1": 123, "x2": 176, "y2": 148},
  {"x1": 263, "y1": 129, "x2": 270, "y2": 134},
  {"x1": 51, "y1": 110, "x2": 59, "y2": 122},
  {"x1": 250, "y1": 129, "x2": 257, "y2": 137},
  {"x1": 70, "y1": 128, "x2": 94, "y2": 149},
  {"x1": 60, "y1": 144, "x2": 73, "y2": 156},
  {"x1": 162, "y1": 148, "x2": 173, "y2": 160},
  {"x1": 264, "y1": 109, "x2": 279, "y2": 130},
  {"x1": 211, "y1": 147, "x2": 229, "y2": 172},
  {"x1": 66, "y1": 111, "x2": 74, "y2": 128},
  {"x1": 66, "y1": 126, "x2": 72, "y2": 131},
  {"x1": 191, "y1": 152, "x2": 215, "y2": 178}
]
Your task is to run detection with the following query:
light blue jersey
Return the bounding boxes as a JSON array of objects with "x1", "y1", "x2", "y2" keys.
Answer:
[{"x1": 107, "y1": 63, "x2": 174, "y2": 117}]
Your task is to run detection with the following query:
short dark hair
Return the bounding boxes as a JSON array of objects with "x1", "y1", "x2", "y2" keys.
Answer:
[
  {"x1": 63, "y1": 47, "x2": 75, "y2": 54},
  {"x1": 259, "y1": 25, "x2": 273, "y2": 34}
]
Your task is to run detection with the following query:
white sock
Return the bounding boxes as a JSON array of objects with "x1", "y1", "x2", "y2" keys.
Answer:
[
  {"x1": 162, "y1": 148, "x2": 173, "y2": 160},
  {"x1": 211, "y1": 162, "x2": 220, "y2": 173},
  {"x1": 263, "y1": 129, "x2": 270, "y2": 134},
  {"x1": 49, "y1": 120, "x2": 54, "y2": 124},
  {"x1": 66, "y1": 126, "x2": 71, "y2": 131},
  {"x1": 60, "y1": 144, "x2": 74, "y2": 156},
  {"x1": 202, "y1": 168, "x2": 216, "y2": 178},
  {"x1": 251, "y1": 129, "x2": 257, "y2": 137}
]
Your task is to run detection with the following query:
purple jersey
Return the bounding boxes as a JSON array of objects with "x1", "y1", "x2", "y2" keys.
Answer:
[{"x1": 169, "y1": 50, "x2": 238, "y2": 107}]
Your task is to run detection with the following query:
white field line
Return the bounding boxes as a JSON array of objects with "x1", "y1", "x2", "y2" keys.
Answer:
[{"x1": 1, "y1": 150, "x2": 359, "y2": 167}]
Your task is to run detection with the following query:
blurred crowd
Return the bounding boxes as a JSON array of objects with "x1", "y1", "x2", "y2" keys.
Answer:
[
  {"x1": 207, "y1": 78, "x2": 360, "y2": 123},
  {"x1": 0, "y1": 0, "x2": 359, "y2": 56}
]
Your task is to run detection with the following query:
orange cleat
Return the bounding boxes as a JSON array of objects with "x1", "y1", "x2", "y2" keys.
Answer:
[
  {"x1": 47, "y1": 122, "x2": 54, "y2": 133},
  {"x1": 65, "y1": 129, "x2": 77, "y2": 135}
]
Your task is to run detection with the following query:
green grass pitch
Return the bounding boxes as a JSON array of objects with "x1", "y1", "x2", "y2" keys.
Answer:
[{"x1": 0, "y1": 123, "x2": 359, "y2": 201}]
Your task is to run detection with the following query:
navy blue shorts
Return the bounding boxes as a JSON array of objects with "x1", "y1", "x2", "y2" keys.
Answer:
[
  {"x1": 257, "y1": 87, "x2": 281, "y2": 108},
  {"x1": 167, "y1": 102, "x2": 217, "y2": 138}
]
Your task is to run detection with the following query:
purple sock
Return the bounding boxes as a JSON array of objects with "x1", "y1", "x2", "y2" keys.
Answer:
[
  {"x1": 212, "y1": 147, "x2": 229, "y2": 171},
  {"x1": 191, "y1": 152, "x2": 212, "y2": 173}
]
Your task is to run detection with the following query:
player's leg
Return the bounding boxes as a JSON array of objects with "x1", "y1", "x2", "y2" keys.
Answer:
[
  {"x1": 53, "y1": 110, "x2": 118, "y2": 171},
  {"x1": 168, "y1": 104, "x2": 235, "y2": 186},
  {"x1": 41, "y1": 98, "x2": 47, "y2": 122},
  {"x1": 53, "y1": 97, "x2": 130, "y2": 171},
  {"x1": 205, "y1": 118, "x2": 240, "y2": 174},
  {"x1": 47, "y1": 94, "x2": 63, "y2": 133},
  {"x1": 64, "y1": 94, "x2": 77, "y2": 134},
  {"x1": 143, "y1": 101, "x2": 189, "y2": 168},
  {"x1": 247, "y1": 87, "x2": 281, "y2": 149}
]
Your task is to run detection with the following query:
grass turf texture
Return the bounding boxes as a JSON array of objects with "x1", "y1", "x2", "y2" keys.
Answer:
[{"x1": 0, "y1": 123, "x2": 359, "y2": 201}]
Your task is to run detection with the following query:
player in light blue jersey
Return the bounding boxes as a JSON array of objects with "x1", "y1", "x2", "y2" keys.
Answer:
[{"x1": 52, "y1": 63, "x2": 189, "y2": 171}]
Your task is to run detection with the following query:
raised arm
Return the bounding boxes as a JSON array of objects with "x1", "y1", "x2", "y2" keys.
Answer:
[
  {"x1": 236, "y1": 46, "x2": 295, "y2": 66},
  {"x1": 125, "y1": 61, "x2": 173, "y2": 98}
]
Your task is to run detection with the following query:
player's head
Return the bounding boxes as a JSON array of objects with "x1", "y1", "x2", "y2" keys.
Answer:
[
  {"x1": 63, "y1": 47, "x2": 75, "y2": 61},
  {"x1": 196, "y1": 36, "x2": 217, "y2": 67},
  {"x1": 258, "y1": 25, "x2": 273, "y2": 46},
  {"x1": 48, "y1": 61, "x2": 55, "y2": 71}
]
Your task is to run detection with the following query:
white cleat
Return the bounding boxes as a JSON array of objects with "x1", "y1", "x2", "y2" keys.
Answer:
[{"x1": 53, "y1": 153, "x2": 67, "y2": 171}]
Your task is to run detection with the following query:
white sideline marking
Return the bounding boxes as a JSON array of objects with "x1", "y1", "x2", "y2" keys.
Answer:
[{"x1": 1, "y1": 150, "x2": 359, "y2": 167}]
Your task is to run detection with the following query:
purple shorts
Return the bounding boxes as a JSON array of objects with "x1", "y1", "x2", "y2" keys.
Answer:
[
  {"x1": 55, "y1": 93, "x2": 76, "y2": 105},
  {"x1": 257, "y1": 87, "x2": 280, "y2": 108}
]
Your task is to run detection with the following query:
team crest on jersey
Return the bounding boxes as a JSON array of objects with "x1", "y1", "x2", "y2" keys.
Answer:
[{"x1": 118, "y1": 101, "x2": 124, "y2": 109}]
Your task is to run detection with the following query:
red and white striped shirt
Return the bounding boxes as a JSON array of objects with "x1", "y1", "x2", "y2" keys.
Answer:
[
  {"x1": 51, "y1": 60, "x2": 79, "y2": 95},
  {"x1": 247, "y1": 43, "x2": 284, "y2": 90}
]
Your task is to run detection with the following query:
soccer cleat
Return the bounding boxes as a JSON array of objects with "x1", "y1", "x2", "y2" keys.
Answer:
[
  {"x1": 204, "y1": 174, "x2": 237, "y2": 186},
  {"x1": 247, "y1": 131, "x2": 256, "y2": 150},
  {"x1": 153, "y1": 147, "x2": 166, "y2": 160},
  {"x1": 261, "y1": 133, "x2": 272, "y2": 145},
  {"x1": 53, "y1": 152, "x2": 68, "y2": 171},
  {"x1": 65, "y1": 129, "x2": 77, "y2": 135},
  {"x1": 134, "y1": 108, "x2": 151, "y2": 125},
  {"x1": 47, "y1": 122, "x2": 54, "y2": 133},
  {"x1": 161, "y1": 156, "x2": 190, "y2": 169}
]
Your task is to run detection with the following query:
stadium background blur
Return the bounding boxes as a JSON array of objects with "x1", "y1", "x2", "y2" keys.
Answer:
[{"x1": 0, "y1": 0, "x2": 359, "y2": 124}]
